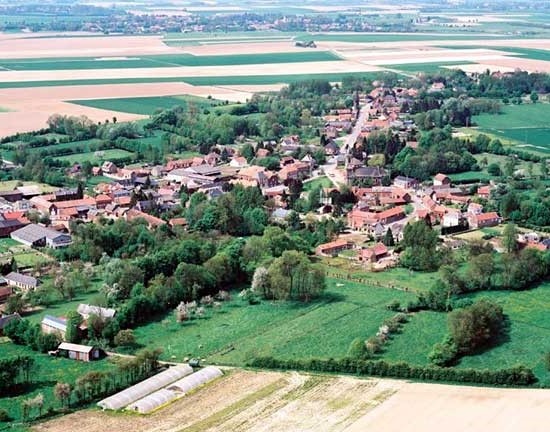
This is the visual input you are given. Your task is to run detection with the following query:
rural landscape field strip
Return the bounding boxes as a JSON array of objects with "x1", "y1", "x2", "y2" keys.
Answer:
[{"x1": 0, "y1": 51, "x2": 340, "y2": 71}]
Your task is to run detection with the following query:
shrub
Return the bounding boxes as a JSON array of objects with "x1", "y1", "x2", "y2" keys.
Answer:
[
  {"x1": 0, "y1": 409, "x2": 11, "y2": 422},
  {"x1": 347, "y1": 338, "x2": 369, "y2": 360}
]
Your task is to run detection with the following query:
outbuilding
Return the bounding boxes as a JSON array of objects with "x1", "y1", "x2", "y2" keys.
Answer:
[{"x1": 57, "y1": 342, "x2": 102, "y2": 362}]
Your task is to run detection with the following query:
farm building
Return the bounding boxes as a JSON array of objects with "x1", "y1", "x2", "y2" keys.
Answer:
[
  {"x1": 57, "y1": 342, "x2": 102, "y2": 362},
  {"x1": 315, "y1": 239, "x2": 353, "y2": 257},
  {"x1": 127, "y1": 367, "x2": 223, "y2": 414},
  {"x1": 4, "y1": 272, "x2": 39, "y2": 291},
  {"x1": 167, "y1": 366, "x2": 223, "y2": 394},
  {"x1": 77, "y1": 304, "x2": 116, "y2": 320},
  {"x1": 41, "y1": 315, "x2": 67, "y2": 339},
  {"x1": 98, "y1": 365, "x2": 193, "y2": 411},
  {"x1": 10, "y1": 223, "x2": 72, "y2": 248},
  {"x1": 0, "y1": 284, "x2": 12, "y2": 302},
  {"x1": 0, "y1": 312, "x2": 21, "y2": 335},
  {"x1": 0, "y1": 219, "x2": 28, "y2": 237}
]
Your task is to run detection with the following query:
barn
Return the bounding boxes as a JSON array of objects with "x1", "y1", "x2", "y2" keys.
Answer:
[
  {"x1": 98, "y1": 365, "x2": 193, "y2": 411},
  {"x1": 58, "y1": 342, "x2": 102, "y2": 362}
]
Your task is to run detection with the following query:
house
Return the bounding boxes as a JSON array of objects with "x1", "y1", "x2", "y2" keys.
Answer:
[
  {"x1": 433, "y1": 173, "x2": 451, "y2": 187},
  {"x1": 393, "y1": 176, "x2": 418, "y2": 189},
  {"x1": 346, "y1": 166, "x2": 387, "y2": 186},
  {"x1": 359, "y1": 243, "x2": 388, "y2": 263},
  {"x1": 0, "y1": 190, "x2": 23, "y2": 203},
  {"x1": 467, "y1": 202, "x2": 483, "y2": 215},
  {"x1": 77, "y1": 304, "x2": 116, "y2": 320},
  {"x1": 0, "y1": 313, "x2": 21, "y2": 335},
  {"x1": 315, "y1": 239, "x2": 353, "y2": 257},
  {"x1": 477, "y1": 185, "x2": 491, "y2": 200},
  {"x1": 468, "y1": 212, "x2": 501, "y2": 229},
  {"x1": 41, "y1": 315, "x2": 67, "y2": 339},
  {"x1": 54, "y1": 188, "x2": 80, "y2": 202},
  {"x1": 0, "y1": 219, "x2": 27, "y2": 237},
  {"x1": 125, "y1": 209, "x2": 166, "y2": 229},
  {"x1": 271, "y1": 208, "x2": 291, "y2": 222},
  {"x1": 229, "y1": 156, "x2": 248, "y2": 168},
  {"x1": 442, "y1": 210, "x2": 462, "y2": 228},
  {"x1": 347, "y1": 206, "x2": 405, "y2": 230},
  {"x1": 57, "y1": 342, "x2": 102, "y2": 362},
  {"x1": 378, "y1": 206, "x2": 406, "y2": 224},
  {"x1": 11, "y1": 224, "x2": 72, "y2": 248},
  {"x1": 102, "y1": 161, "x2": 118, "y2": 174},
  {"x1": 4, "y1": 272, "x2": 39, "y2": 291},
  {"x1": 324, "y1": 141, "x2": 340, "y2": 156},
  {"x1": 0, "y1": 285, "x2": 12, "y2": 302}
]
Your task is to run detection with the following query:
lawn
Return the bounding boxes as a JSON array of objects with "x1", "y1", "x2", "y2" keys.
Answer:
[
  {"x1": 473, "y1": 104, "x2": 550, "y2": 152},
  {"x1": 303, "y1": 176, "x2": 333, "y2": 192},
  {"x1": 68, "y1": 95, "x2": 221, "y2": 116},
  {"x1": 0, "y1": 237, "x2": 19, "y2": 253},
  {"x1": 0, "y1": 51, "x2": 340, "y2": 71},
  {"x1": 54, "y1": 149, "x2": 134, "y2": 164},
  {"x1": 0, "y1": 240, "x2": 54, "y2": 269},
  {"x1": 0, "y1": 181, "x2": 57, "y2": 193},
  {"x1": 132, "y1": 278, "x2": 417, "y2": 365},
  {"x1": 0, "y1": 341, "x2": 117, "y2": 425},
  {"x1": 294, "y1": 33, "x2": 512, "y2": 43}
]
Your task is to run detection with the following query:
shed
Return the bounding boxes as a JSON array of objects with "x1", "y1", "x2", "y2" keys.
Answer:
[
  {"x1": 58, "y1": 342, "x2": 102, "y2": 362},
  {"x1": 97, "y1": 365, "x2": 193, "y2": 411},
  {"x1": 41, "y1": 315, "x2": 67, "y2": 339},
  {"x1": 0, "y1": 312, "x2": 21, "y2": 335}
]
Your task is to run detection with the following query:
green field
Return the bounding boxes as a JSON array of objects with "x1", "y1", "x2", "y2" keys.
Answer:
[
  {"x1": 0, "y1": 51, "x2": 340, "y2": 71},
  {"x1": 437, "y1": 45, "x2": 550, "y2": 62},
  {"x1": 0, "y1": 341, "x2": 116, "y2": 425},
  {"x1": 132, "y1": 278, "x2": 417, "y2": 365},
  {"x1": 68, "y1": 95, "x2": 221, "y2": 116},
  {"x1": 294, "y1": 33, "x2": 512, "y2": 43},
  {"x1": 0, "y1": 72, "x2": 381, "y2": 89},
  {"x1": 303, "y1": 176, "x2": 333, "y2": 192},
  {"x1": 386, "y1": 61, "x2": 475, "y2": 73},
  {"x1": 55, "y1": 149, "x2": 134, "y2": 164},
  {"x1": 474, "y1": 104, "x2": 550, "y2": 152}
]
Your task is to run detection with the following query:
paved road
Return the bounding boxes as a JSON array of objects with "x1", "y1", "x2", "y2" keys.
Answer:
[{"x1": 342, "y1": 102, "x2": 370, "y2": 154}]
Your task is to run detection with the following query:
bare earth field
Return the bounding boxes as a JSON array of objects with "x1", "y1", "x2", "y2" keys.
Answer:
[
  {"x1": 0, "y1": 34, "x2": 179, "y2": 59},
  {"x1": 0, "y1": 82, "x2": 253, "y2": 136},
  {"x1": 182, "y1": 41, "x2": 313, "y2": 55},
  {"x1": 33, "y1": 369, "x2": 550, "y2": 432}
]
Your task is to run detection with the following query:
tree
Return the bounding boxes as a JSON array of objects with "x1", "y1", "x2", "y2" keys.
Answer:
[
  {"x1": 448, "y1": 299, "x2": 505, "y2": 354},
  {"x1": 487, "y1": 163, "x2": 501, "y2": 176},
  {"x1": 347, "y1": 338, "x2": 369, "y2": 359},
  {"x1": 400, "y1": 220, "x2": 440, "y2": 271},
  {"x1": 5, "y1": 293, "x2": 25, "y2": 314},
  {"x1": 502, "y1": 222, "x2": 519, "y2": 254},
  {"x1": 383, "y1": 227, "x2": 395, "y2": 247},
  {"x1": 251, "y1": 266, "x2": 271, "y2": 299},
  {"x1": 466, "y1": 253, "x2": 495, "y2": 291},
  {"x1": 54, "y1": 382, "x2": 72, "y2": 408},
  {"x1": 114, "y1": 329, "x2": 136, "y2": 347},
  {"x1": 65, "y1": 311, "x2": 83, "y2": 344},
  {"x1": 530, "y1": 91, "x2": 539, "y2": 104}
]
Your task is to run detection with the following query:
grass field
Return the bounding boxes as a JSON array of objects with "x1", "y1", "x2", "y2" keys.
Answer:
[
  {"x1": 0, "y1": 181, "x2": 57, "y2": 193},
  {"x1": 0, "y1": 341, "x2": 116, "y2": 425},
  {"x1": 68, "y1": 94, "x2": 220, "y2": 116},
  {"x1": 303, "y1": 176, "x2": 333, "y2": 192},
  {"x1": 0, "y1": 71, "x2": 380, "y2": 89},
  {"x1": 0, "y1": 51, "x2": 340, "y2": 71},
  {"x1": 132, "y1": 278, "x2": 417, "y2": 365},
  {"x1": 386, "y1": 61, "x2": 475, "y2": 73},
  {"x1": 294, "y1": 33, "x2": 512, "y2": 43},
  {"x1": 473, "y1": 104, "x2": 550, "y2": 153},
  {"x1": 437, "y1": 45, "x2": 550, "y2": 62},
  {"x1": 55, "y1": 149, "x2": 134, "y2": 164}
]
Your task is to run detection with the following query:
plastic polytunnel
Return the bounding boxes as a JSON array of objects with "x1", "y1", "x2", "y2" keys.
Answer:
[
  {"x1": 166, "y1": 366, "x2": 223, "y2": 394},
  {"x1": 97, "y1": 365, "x2": 193, "y2": 410},
  {"x1": 126, "y1": 389, "x2": 179, "y2": 414}
]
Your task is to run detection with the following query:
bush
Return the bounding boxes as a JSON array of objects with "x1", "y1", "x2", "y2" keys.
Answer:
[
  {"x1": 428, "y1": 336, "x2": 458, "y2": 367},
  {"x1": 0, "y1": 409, "x2": 11, "y2": 422},
  {"x1": 248, "y1": 357, "x2": 537, "y2": 387},
  {"x1": 347, "y1": 338, "x2": 369, "y2": 360}
]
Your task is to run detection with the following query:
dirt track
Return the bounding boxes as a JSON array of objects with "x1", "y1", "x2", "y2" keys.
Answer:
[{"x1": 32, "y1": 369, "x2": 550, "y2": 432}]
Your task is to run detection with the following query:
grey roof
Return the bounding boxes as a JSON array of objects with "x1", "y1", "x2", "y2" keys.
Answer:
[
  {"x1": 5, "y1": 272, "x2": 38, "y2": 287},
  {"x1": 0, "y1": 312, "x2": 21, "y2": 329},
  {"x1": 11, "y1": 224, "x2": 69, "y2": 243},
  {"x1": 42, "y1": 315, "x2": 67, "y2": 331},
  {"x1": 354, "y1": 166, "x2": 387, "y2": 178},
  {"x1": 0, "y1": 219, "x2": 24, "y2": 229},
  {"x1": 185, "y1": 165, "x2": 221, "y2": 176},
  {"x1": 394, "y1": 176, "x2": 416, "y2": 182}
]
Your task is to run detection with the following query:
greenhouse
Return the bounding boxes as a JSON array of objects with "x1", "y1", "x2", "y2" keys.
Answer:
[
  {"x1": 166, "y1": 366, "x2": 223, "y2": 394},
  {"x1": 97, "y1": 364, "x2": 193, "y2": 410},
  {"x1": 126, "y1": 388, "x2": 180, "y2": 414}
]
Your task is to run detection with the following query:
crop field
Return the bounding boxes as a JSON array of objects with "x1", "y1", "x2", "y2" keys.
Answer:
[
  {"x1": 294, "y1": 33, "x2": 510, "y2": 43},
  {"x1": 132, "y1": 278, "x2": 417, "y2": 365},
  {"x1": 474, "y1": 104, "x2": 550, "y2": 152},
  {"x1": 0, "y1": 341, "x2": 117, "y2": 425},
  {"x1": 0, "y1": 51, "x2": 340, "y2": 71},
  {"x1": 33, "y1": 368, "x2": 550, "y2": 432},
  {"x1": 68, "y1": 95, "x2": 221, "y2": 116},
  {"x1": 55, "y1": 149, "x2": 134, "y2": 164},
  {"x1": 386, "y1": 61, "x2": 476, "y2": 73}
]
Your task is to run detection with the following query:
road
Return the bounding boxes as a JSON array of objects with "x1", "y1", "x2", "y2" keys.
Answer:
[{"x1": 342, "y1": 101, "x2": 371, "y2": 154}]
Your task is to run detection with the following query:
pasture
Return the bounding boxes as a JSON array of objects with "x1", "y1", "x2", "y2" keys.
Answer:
[
  {"x1": 0, "y1": 341, "x2": 116, "y2": 425},
  {"x1": 473, "y1": 104, "x2": 550, "y2": 152},
  {"x1": 131, "y1": 278, "x2": 417, "y2": 365},
  {"x1": 54, "y1": 149, "x2": 135, "y2": 164},
  {"x1": 0, "y1": 238, "x2": 53, "y2": 269}
]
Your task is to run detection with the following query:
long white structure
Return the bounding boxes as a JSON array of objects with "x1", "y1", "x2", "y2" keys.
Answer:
[{"x1": 97, "y1": 365, "x2": 193, "y2": 410}]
